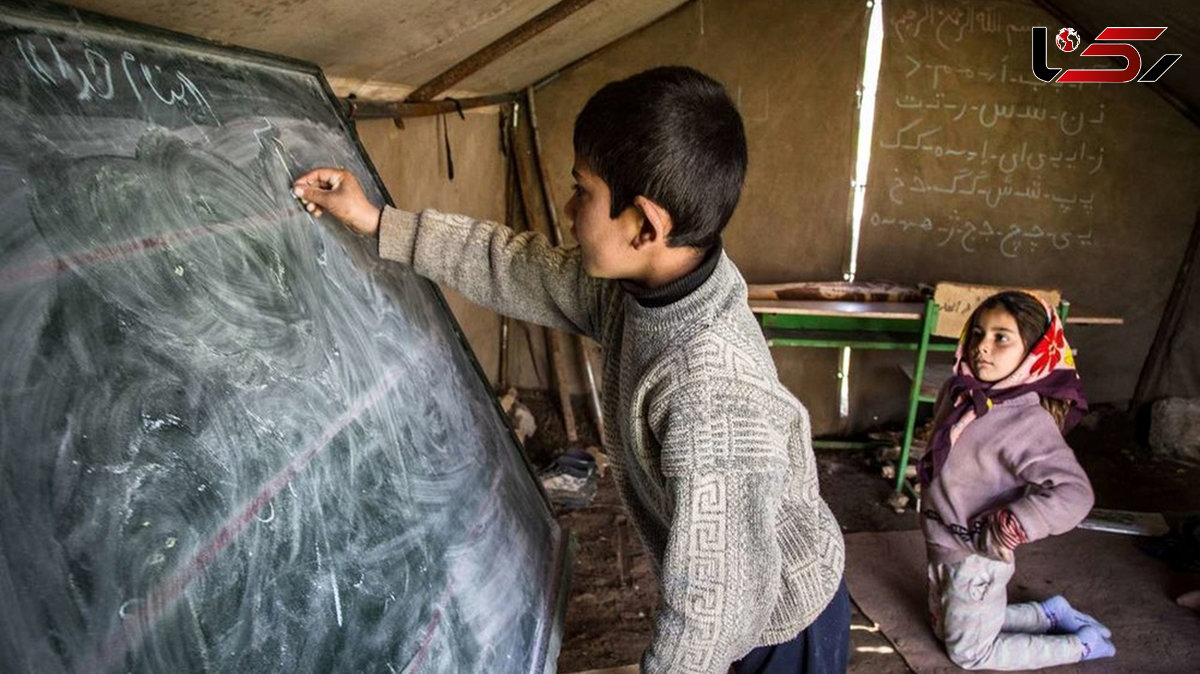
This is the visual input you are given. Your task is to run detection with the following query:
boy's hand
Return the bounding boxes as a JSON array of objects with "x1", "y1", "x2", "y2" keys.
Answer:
[{"x1": 292, "y1": 168, "x2": 382, "y2": 236}]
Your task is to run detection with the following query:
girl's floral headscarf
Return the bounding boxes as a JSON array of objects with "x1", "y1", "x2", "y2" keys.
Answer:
[{"x1": 917, "y1": 293, "x2": 1088, "y2": 486}]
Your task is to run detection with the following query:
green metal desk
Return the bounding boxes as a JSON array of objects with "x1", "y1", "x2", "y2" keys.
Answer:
[{"x1": 749, "y1": 298, "x2": 1119, "y2": 505}]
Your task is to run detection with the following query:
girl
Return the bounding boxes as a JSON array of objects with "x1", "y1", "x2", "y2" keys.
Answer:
[{"x1": 917, "y1": 290, "x2": 1116, "y2": 670}]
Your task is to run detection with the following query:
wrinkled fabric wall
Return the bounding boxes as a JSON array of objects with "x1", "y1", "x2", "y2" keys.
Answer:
[
  {"x1": 534, "y1": 0, "x2": 869, "y2": 433},
  {"x1": 356, "y1": 0, "x2": 1200, "y2": 435}
]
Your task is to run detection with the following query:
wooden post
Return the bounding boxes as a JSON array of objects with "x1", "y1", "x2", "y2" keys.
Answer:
[
  {"x1": 405, "y1": 0, "x2": 600, "y2": 103},
  {"x1": 526, "y1": 86, "x2": 605, "y2": 442},
  {"x1": 511, "y1": 101, "x2": 578, "y2": 443},
  {"x1": 344, "y1": 93, "x2": 517, "y2": 121},
  {"x1": 498, "y1": 105, "x2": 519, "y2": 391}
]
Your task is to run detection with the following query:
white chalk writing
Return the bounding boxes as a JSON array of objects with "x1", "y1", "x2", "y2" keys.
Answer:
[
  {"x1": 889, "y1": 138, "x2": 1104, "y2": 175},
  {"x1": 893, "y1": 93, "x2": 1105, "y2": 133},
  {"x1": 887, "y1": 171, "x2": 1095, "y2": 213},
  {"x1": 870, "y1": 210, "x2": 1095, "y2": 258},
  {"x1": 890, "y1": 0, "x2": 1045, "y2": 50},
  {"x1": 15, "y1": 36, "x2": 219, "y2": 124},
  {"x1": 901, "y1": 53, "x2": 1103, "y2": 92},
  {"x1": 871, "y1": 0, "x2": 1113, "y2": 262}
]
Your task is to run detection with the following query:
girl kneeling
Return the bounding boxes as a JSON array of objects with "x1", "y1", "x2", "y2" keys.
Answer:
[{"x1": 919, "y1": 291, "x2": 1116, "y2": 670}]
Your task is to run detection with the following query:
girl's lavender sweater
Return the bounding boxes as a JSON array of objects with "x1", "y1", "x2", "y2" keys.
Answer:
[{"x1": 921, "y1": 391, "x2": 1095, "y2": 565}]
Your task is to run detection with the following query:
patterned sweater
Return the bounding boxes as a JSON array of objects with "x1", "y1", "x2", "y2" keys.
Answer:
[{"x1": 377, "y1": 207, "x2": 845, "y2": 673}]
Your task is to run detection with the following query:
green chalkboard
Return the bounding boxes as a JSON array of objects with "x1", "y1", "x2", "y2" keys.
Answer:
[{"x1": 0, "y1": 2, "x2": 568, "y2": 672}]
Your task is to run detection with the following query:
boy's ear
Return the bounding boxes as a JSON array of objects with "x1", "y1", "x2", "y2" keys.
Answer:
[{"x1": 632, "y1": 195, "x2": 672, "y2": 249}]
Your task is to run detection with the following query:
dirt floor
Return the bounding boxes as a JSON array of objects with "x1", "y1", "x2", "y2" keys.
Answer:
[{"x1": 512, "y1": 390, "x2": 1200, "y2": 673}]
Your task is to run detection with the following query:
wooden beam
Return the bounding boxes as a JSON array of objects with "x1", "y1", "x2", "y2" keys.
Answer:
[
  {"x1": 405, "y1": 0, "x2": 598, "y2": 102},
  {"x1": 344, "y1": 93, "x2": 516, "y2": 120},
  {"x1": 527, "y1": 86, "x2": 606, "y2": 442},
  {"x1": 511, "y1": 101, "x2": 579, "y2": 442}
]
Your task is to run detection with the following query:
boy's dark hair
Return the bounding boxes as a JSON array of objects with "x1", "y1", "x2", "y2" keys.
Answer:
[
  {"x1": 573, "y1": 66, "x2": 747, "y2": 250},
  {"x1": 968, "y1": 290, "x2": 1072, "y2": 428}
]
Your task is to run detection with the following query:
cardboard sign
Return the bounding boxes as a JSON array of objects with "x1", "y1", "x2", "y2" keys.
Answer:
[{"x1": 933, "y1": 282, "x2": 1061, "y2": 338}]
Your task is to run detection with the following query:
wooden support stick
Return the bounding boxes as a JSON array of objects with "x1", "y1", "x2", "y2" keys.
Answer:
[
  {"x1": 511, "y1": 102, "x2": 578, "y2": 442},
  {"x1": 497, "y1": 108, "x2": 519, "y2": 391},
  {"x1": 345, "y1": 93, "x2": 517, "y2": 121},
  {"x1": 548, "y1": 332, "x2": 577, "y2": 442},
  {"x1": 526, "y1": 87, "x2": 604, "y2": 442},
  {"x1": 615, "y1": 514, "x2": 628, "y2": 588},
  {"x1": 405, "y1": 0, "x2": 599, "y2": 102}
]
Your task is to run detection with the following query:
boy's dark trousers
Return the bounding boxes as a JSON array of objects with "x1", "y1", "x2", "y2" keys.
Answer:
[{"x1": 732, "y1": 578, "x2": 850, "y2": 674}]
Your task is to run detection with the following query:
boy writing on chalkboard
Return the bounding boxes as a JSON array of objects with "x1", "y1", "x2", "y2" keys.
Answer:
[{"x1": 292, "y1": 66, "x2": 848, "y2": 674}]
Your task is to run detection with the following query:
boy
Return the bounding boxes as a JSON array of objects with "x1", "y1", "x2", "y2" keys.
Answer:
[{"x1": 293, "y1": 66, "x2": 848, "y2": 674}]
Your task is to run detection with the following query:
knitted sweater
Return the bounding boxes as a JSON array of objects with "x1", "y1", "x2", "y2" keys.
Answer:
[
  {"x1": 377, "y1": 207, "x2": 845, "y2": 673},
  {"x1": 921, "y1": 391, "x2": 1095, "y2": 566}
]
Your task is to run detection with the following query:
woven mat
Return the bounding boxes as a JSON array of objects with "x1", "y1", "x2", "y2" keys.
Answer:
[{"x1": 844, "y1": 528, "x2": 1200, "y2": 673}]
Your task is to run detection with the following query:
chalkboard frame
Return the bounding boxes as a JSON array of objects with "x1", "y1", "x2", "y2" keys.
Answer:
[{"x1": 0, "y1": 1, "x2": 573, "y2": 671}]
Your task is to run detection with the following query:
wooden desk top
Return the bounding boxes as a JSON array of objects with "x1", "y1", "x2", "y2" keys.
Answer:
[
  {"x1": 747, "y1": 299, "x2": 1124, "y2": 325},
  {"x1": 1061, "y1": 310, "x2": 1124, "y2": 326},
  {"x1": 749, "y1": 299, "x2": 925, "y2": 320}
]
